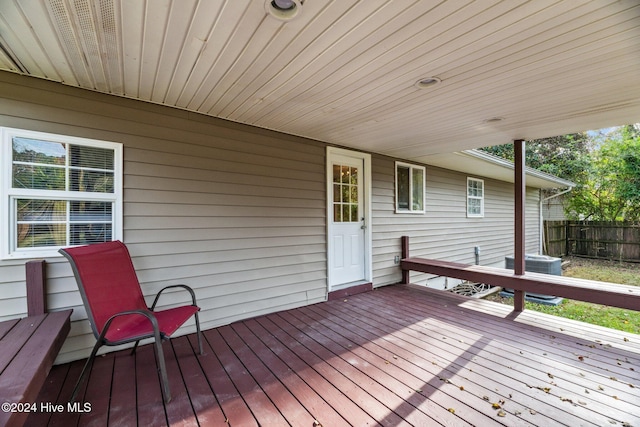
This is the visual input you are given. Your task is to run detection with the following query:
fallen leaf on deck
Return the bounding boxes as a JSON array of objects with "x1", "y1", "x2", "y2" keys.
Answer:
[
  {"x1": 448, "y1": 408, "x2": 455, "y2": 414},
  {"x1": 497, "y1": 410, "x2": 506, "y2": 417}
]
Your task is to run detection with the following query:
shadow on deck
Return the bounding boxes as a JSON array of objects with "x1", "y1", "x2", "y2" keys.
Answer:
[{"x1": 28, "y1": 284, "x2": 640, "y2": 426}]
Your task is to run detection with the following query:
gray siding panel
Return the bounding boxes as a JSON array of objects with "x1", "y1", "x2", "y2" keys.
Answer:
[
  {"x1": 0, "y1": 73, "x2": 327, "y2": 363},
  {"x1": 371, "y1": 155, "x2": 542, "y2": 288},
  {"x1": 0, "y1": 73, "x2": 546, "y2": 364}
]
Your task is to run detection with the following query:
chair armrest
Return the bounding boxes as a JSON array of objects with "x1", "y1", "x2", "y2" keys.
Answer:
[
  {"x1": 99, "y1": 309, "x2": 160, "y2": 343},
  {"x1": 151, "y1": 284, "x2": 198, "y2": 310}
]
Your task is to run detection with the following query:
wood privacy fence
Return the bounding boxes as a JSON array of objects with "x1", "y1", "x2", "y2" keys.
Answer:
[{"x1": 544, "y1": 220, "x2": 640, "y2": 262}]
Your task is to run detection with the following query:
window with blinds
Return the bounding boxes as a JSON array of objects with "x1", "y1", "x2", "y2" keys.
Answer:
[{"x1": 1, "y1": 127, "x2": 122, "y2": 258}]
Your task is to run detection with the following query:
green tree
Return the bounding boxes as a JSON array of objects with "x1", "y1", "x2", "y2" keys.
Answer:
[
  {"x1": 480, "y1": 126, "x2": 640, "y2": 221},
  {"x1": 567, "y1": 125, "x2": 640, "y2": 221},
  {"x1": 479, "y1": 132, "x2": 592, "y2": 185}
]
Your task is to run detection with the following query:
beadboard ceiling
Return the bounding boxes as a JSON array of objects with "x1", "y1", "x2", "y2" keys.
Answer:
[{"x1": 1, "y1": 0, "x2": 639, "y2": 162}]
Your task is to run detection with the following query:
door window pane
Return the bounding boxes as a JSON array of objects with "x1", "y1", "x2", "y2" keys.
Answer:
[{"x1": 332, "y1": 163, "x2": 359, "y2": 222}]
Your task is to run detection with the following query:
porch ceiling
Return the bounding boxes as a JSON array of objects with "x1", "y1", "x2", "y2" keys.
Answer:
[{"x1": 1, "y1": 1, "x2": 639, "y2": 161}]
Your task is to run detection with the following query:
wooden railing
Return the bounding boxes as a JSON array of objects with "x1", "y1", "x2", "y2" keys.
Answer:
[{"x1": 400, "y1": 236, "x2": 640, "y2": 313}]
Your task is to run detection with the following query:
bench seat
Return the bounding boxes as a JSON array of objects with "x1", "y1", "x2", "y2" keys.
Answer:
[{"x1": 0, "y1": 310, "x2": 72, "y2": 427}]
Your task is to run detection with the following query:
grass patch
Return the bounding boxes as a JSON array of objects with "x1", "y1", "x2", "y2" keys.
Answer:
[{"x1": 485, "y1": 257, "x2": 640, "y2": 334}]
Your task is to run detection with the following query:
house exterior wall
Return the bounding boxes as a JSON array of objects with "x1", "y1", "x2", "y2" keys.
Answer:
[
  {"x1": 0, "y1": 73, "x2": 542, "y2": 363},
  {"x1": 0, "y1": 73, "x2": 328, "y2": 362},
  {"x1": 371, "y1": 155, "x2": 542, "y2": 288}
]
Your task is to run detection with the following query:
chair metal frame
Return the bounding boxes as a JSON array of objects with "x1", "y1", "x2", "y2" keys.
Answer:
[{"x1": 59, "y1": 241, "x2": 203, "y2": 403}]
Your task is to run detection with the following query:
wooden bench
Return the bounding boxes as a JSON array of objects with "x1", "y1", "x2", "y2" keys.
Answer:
[
  {"x1": 0, "y1": 261, "x2": 72, "y2": 427},
  {"x1": 400, "y1": 236, "x2": 640, "y2": 312}
]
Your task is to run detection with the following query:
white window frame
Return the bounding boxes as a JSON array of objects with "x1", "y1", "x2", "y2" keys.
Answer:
[
  {"x1": 466, "y1": 177, "x2": 484, "y2": 218},
  {"x1": 395, "y1": 161, "x2": 426, "y2": 214},
  {"x1": 1, "y1": 127, "x2": 123, "y2": 259}
]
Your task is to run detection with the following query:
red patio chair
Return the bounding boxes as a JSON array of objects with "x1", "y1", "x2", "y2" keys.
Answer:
[{"x1": 59, "y1": 240, "x2": 203, "y2": 403}]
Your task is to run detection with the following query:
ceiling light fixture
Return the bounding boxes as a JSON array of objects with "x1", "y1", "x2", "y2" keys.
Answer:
[
  {"x1": 265, "y1": 0, "x2": 303, "y2": 21},
  {"x1": 414, "y1": 77, "x2": 441, "y2": 89}
]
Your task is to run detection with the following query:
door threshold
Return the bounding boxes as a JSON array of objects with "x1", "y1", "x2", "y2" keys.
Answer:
[{"x1": 328, "y1": 281, "x2": 372, "y2": 301}]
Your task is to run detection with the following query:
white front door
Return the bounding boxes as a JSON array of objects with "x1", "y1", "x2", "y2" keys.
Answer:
[{"x1": 327, "y1": 148, "x2": 371, "y2": 291}]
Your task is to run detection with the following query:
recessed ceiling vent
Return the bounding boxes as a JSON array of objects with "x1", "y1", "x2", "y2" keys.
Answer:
[{"x1": 46, "y1": 0, "x2": 121, "y2": 92}]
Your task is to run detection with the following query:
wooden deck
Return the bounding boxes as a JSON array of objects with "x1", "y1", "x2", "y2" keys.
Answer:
[{"x1": 27, "y1": 284, "x2": 639, "y2": 426}]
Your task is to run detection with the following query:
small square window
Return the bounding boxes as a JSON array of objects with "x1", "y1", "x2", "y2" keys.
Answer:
[
  {"x1": 467, "y1": 177, "x2": 484, "y2": 218},
  {"x1": 395, "y1": 162, "x2": 425, "y2": 213}
]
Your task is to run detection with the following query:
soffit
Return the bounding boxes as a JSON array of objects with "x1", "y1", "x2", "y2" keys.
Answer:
[{"x1": 0, "y1": 0, "x2": 638, "y2": 158}]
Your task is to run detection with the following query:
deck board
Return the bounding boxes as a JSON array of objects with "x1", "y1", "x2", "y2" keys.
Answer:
[
  {"x1": 171, "y1": 335, "x2": 225, "y2": 426},
  {"x1": 353, "y1": 287, "x2": 630, "y2": 426},
  {"x1": 27, "y1": 284, "x2": 640, "y2": 426},
  {"x1": 108, "y1": 350, "x2": 138, "y2": 426}
]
